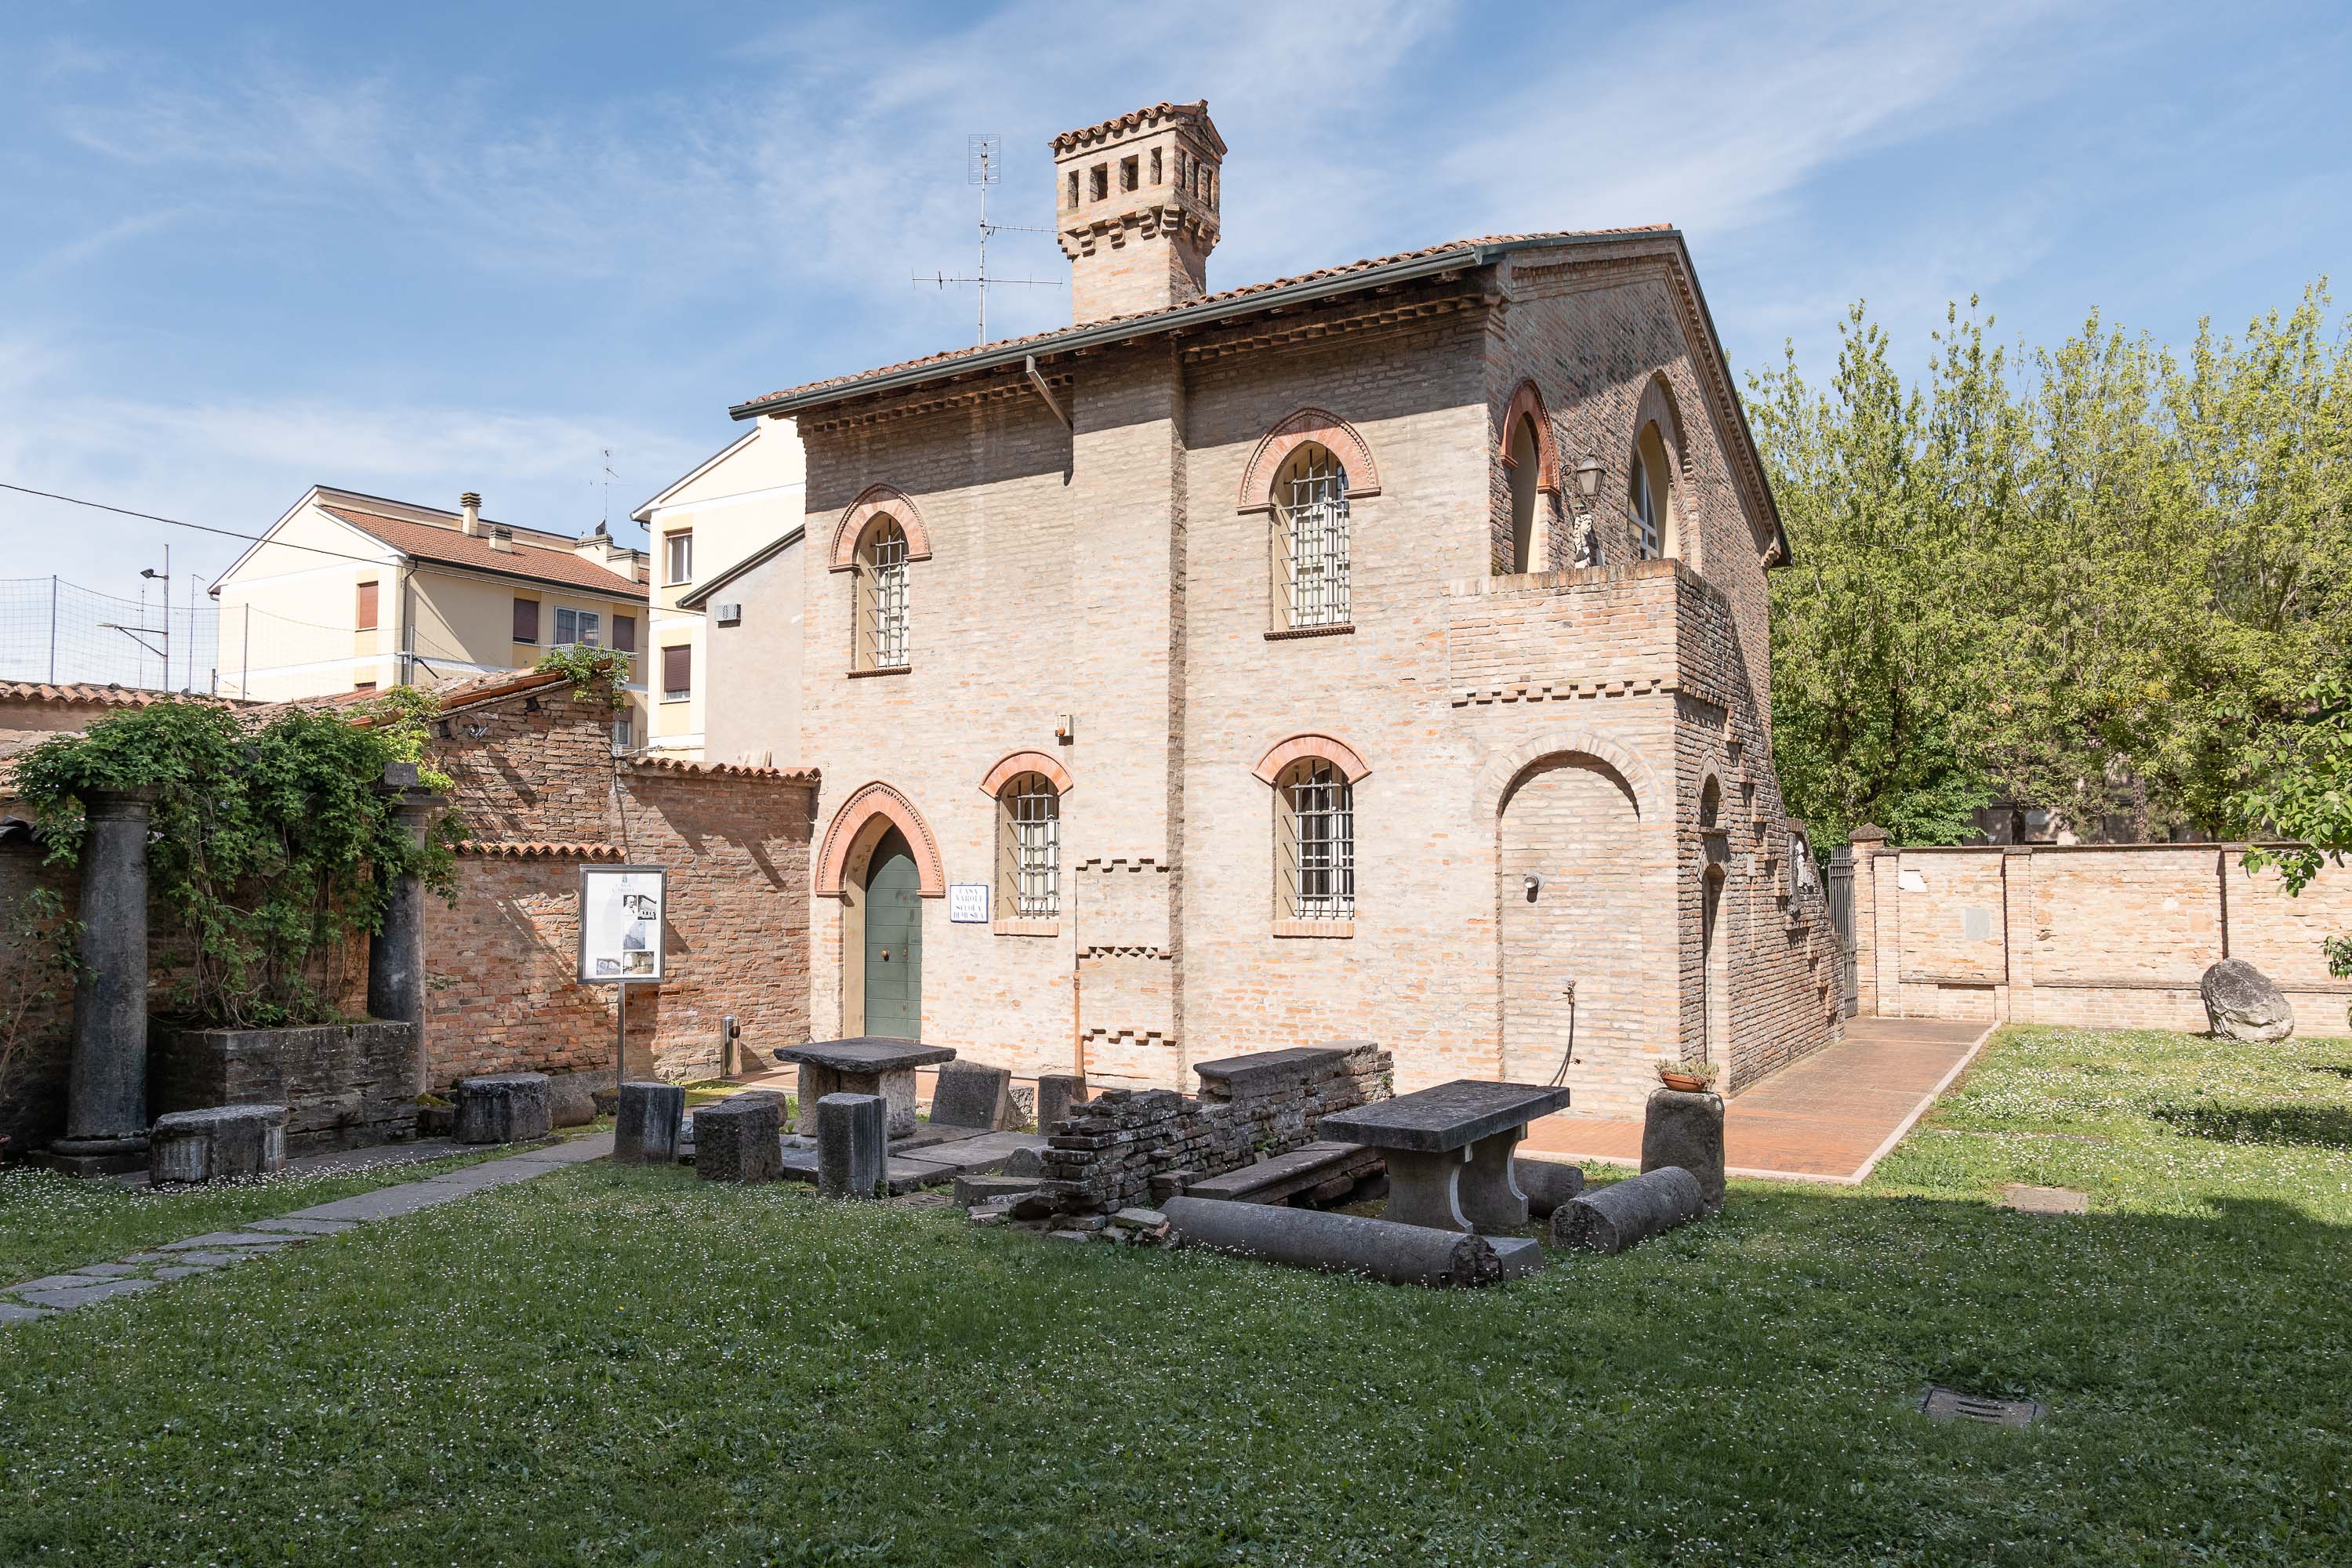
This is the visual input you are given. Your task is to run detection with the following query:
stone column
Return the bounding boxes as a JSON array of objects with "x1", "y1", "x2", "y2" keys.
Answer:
[
  {"x1": 49, "y1": 786, "x2": 158, "y2": 1176},
  {"x1": 367, "y1": 765, "x2": 440, "y2": 1029}
]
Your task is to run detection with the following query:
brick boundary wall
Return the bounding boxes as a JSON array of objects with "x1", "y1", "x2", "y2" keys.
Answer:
[
  {"x1": 1849, "y1": 837, "x2": 2352, "y2": 1032},
  {"x1": 0, "y1": 840, "x2": 78, "y2": 1159},
  {"x1": 1037, "y1": 1040, "x2": 1392, "y2": 1214}
]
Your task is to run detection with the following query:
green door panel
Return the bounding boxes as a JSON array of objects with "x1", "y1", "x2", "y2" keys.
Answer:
[{"x1": 862, "y1": 829, "x2": 923, "y2": 1040}]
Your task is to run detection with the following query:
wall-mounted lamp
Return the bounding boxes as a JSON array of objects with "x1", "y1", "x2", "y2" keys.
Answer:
[
  {"x1": 1523, "y1": 871, "x2": 1544, "y2": 900},
  {"x1": 1572, "y1": 449, "x2": 1604, "y2": 509}
]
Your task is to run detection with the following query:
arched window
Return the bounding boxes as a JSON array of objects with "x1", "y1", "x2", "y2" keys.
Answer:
[
  {"x1": 1275, "y1": 757, "x2": 1355, "y2": 920},
  {"x1": 1276, "y1": 443, "x2": 1349, "y2": 630},
  {"x1": 1630, "y1": 423, "x2": 1675, "y2": 561},
  {"x1": 996, "y1": 771, "x2": 1061, "y2": 919},
  {"x1": 1507, "y1": 415, "x2": 1543, "y2": 572},
  {"x1": 1700, "y1": 776, "x2": 1722, "y2": 829},
  {"x1": 855, "y1": 517, "x2": 909, "y2": 669}
]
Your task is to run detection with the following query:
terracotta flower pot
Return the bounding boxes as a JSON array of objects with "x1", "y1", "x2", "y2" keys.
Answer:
[{"x1": 1659, "y1": 1069, "x2": 1708, "y2": 1093}]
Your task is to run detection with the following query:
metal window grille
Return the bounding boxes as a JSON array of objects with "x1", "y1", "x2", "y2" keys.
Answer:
[
  {"x1": 1282, "y1": 453, "x2": 1350, "y2": 629},
  {"x1": 1000, "y1": 773, "x2": 1060, "y2": 917},
  {"x1": 1631, "y1": 461, "x2": 1661, "y2": 559},
  {"x1": 866, "y1": 522, "x2": 909, "y2": 667},
  {"x1": 1281, "y1": 760, "x2": 1356, "y2": 920}
]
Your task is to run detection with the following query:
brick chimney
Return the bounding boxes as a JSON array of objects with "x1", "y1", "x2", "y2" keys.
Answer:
[
  {"x1": 1052, "y1": 100, "x2": 1224, "y2": 325},
  {"x1": 459, "y1": 492, "x2": 482, "y2": 536}
]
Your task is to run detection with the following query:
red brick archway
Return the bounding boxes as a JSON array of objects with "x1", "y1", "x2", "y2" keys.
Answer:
[
  {"x1": 978, "y1": 749, "x2": 1074, "y2": 797},
  {"x1": 1251, "y1": 731, "x2": 1371, "y2": 786},
  {"x1": 1500, "y1": 379, "x2": 1561, "y2": 495},
  {"x1": 1236, "y1": 408, "x2": 1382, "y2": 513},
  {"x1": 815, "y1": 781, "x2": 945, "y2": 897},
  {"x1": 827, "y1": 485, "x2": 935, "y2": 572}
]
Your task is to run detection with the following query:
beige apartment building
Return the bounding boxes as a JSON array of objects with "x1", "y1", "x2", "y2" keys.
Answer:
[
  {"x1": 631, "y1": 416, "x2": 806, "y2": 760},
  {"x1": 212, "y1": 488, "x2": 651, "y2": 742},
  {"x1": 709, "y1": 100, "x2": 1841, "y2": 1112}
]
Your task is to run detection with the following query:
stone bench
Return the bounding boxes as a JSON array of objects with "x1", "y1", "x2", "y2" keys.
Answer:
[
  {"x1": 150, "y1": 1105, "x2": 288, "y2": 1185},
  {"x1": 1180, "y1": 1140, "x2": 1383, "y2": 1207}
]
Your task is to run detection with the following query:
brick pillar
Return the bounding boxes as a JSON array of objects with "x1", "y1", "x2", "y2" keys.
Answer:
[
  {"x1": 2001, "y1": 844, "x2": 2034, "y2": 1025},
  {"x1": 1848, "y1": 825, "x2": 1892, "y2": 1018},
  {"x1": 49, "y1": 786, "x2": 158, "y2": 1175}
]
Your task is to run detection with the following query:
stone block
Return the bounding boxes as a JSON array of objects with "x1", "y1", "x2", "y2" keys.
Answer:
[
  {"x1": 148, "y1": 1104, "x2": 288, "y2": 1185},
  {"x1": 456, "y1": 1074, "x2": 553, "y2": 1145},
  {"x1": 1552, "y1": 1167, "x2": 1704, "y2": 1254},
  {"x1": 151, "y1": 1019, "x2": 423, "y2": 1157},
  {"x1": 693, "y1": 1095, "x2": 782, "y2": 1184},
  {"x1": 614, "y1": 1081, "x2": 685, "y2": 1166},
  {"x1": 929, "y1": 1061, "x2": 1018, "y2": 1131},
  {"x1": 546, "y1": 1071, "x2": 604, "y2": 1130},
  {"x1": 1036, "y1": 1072, "x2": 1088, "y2": 1131},
  {"x1": 1640, "y1": 1088, "x2": 1725, "y2": 1214},
  {"x1": 817, "y1": 1092, "x2": 886, "y2": 1200},
  {"x1": 955, "y1": 1174, "x2": 1042, "y2": 1207}
]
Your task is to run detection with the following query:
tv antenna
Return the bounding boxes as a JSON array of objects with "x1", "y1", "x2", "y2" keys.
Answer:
[
  {"x1": 593, "y1": 447, "x2": 617, "y2": 530},
  {"x1": 913, "y1": 133, "x2": 1061, "y2": 346}
]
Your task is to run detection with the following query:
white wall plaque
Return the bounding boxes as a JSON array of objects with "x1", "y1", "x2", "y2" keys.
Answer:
[
  {"x1": 948, "y1": 883, "x2": 991, "y2": 924},
  {"x1": 578, "y1": 865, "x2": 668, "y2": 982}
]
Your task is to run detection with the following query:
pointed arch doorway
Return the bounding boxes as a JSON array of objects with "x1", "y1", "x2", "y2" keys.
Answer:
[{"x1": 860, "y1": 826, "x2": 923, "y2": 1040}]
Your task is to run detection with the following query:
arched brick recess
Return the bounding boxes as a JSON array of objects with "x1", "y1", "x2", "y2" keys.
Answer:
[
  {"x1": 1252, "y1": 731, "x2": 1371, "y2": 786},
  {"x1": 1499, "y1": 379, "x2": 1562, "y2": 495},
  {"x1": 815, "y1": 781, "x2": 946, "y2": 896},
  {"x1": 978, "y1": 749, "x2": 1074, "y2": 797},
  {"x1": 827, "y1": 485, "x2": 935, "y2": 572},
  {"x1": 1633, "y1": 372, "x2": 1689, "y2": 476},
  {"x1": 1473, "y1": 731, "x2": 1662, "y2": 822},
  {"x1": 1236, "y1": 407, "x2": 1383, "y2": 513}
]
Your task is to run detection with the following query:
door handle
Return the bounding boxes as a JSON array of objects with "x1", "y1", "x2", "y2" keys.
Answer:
[{"x1": 880, "y1": 949, "x2": 890, "y2": 961}]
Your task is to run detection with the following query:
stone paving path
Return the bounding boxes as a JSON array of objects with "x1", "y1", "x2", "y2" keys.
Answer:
[
  {"x1": 1520, "y1": 1018, "x2": 1995, "y2": 1183},
  {"x1": 0, "y1": 1132, "x2": 613, "y2": 1325}
]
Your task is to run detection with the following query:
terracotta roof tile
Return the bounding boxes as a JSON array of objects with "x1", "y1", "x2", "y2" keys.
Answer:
[
  {"x1": 623, "y1": 756, "x2": 820, "y2": 785},
  {"x1": 1050, "y1": 100, "x2": 1216, "y2": 154},
  {"x1": 0, "y1": 681, "x2": 234, "y2": 709},
  {"x1": 735, "y1": 227, "x2": 1673, "y2": 412},
  {"x1": 319, "y1": 506, "x2": 649, "y2": 600},
  {"x1": 454, "y1": 840, "x2": 624, "y2": 860}
]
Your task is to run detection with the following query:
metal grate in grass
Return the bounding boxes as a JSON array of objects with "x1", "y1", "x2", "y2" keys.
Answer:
[{"x1": 1920, "y1": 1386, "x2": 2046, "y2": 1427}]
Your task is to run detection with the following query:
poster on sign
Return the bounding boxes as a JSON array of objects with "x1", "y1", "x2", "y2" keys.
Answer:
[{"x1": 578, "y1": 865, "x2": 668, "y2": 983}]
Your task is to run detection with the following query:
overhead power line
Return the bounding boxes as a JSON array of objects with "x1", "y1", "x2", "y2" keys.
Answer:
[{"x1": 0, "y1": 481, "x2": 394, "y2": 569}]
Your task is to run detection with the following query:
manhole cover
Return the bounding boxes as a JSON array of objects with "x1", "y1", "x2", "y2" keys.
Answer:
[
  {"x1": 1920, "y1": 1386, "x2": 2045, "y2": 1427},
  {"x1": 2000, "y1": 1183, "x2": 2088, "y2": 1214}
]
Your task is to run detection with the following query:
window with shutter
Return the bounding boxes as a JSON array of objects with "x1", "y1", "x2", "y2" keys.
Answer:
[
  {"x1": 355, "y1": 580, "x2": 379, "y2": 631},
  {"x1": 612, "y1": 615, "x2": 636, "y2": 653},
  {"x1": 662, "y1": 644, "x2": 691, "y2": 702},
  {"x1": 512, "y1": 597, "x2": 539, "y2": 644}
]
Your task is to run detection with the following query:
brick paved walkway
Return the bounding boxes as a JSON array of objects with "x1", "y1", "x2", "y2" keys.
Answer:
[
  {"x1": 1, "y1": 1132, "x2": 613, "y2": 1325},
  {"x1": 1519, "y1": 1018, "x2": 1994, "y2": 1183}
]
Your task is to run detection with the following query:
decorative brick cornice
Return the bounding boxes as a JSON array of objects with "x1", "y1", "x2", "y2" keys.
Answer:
[{"x1": 454, "y1": 840, "x2": 624, "y2": 860}]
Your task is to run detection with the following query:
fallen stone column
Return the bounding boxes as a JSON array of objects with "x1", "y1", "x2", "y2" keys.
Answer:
[
  {"x1": 1517, "y1": 1158, "x2": 1586, "y2": 1219},
  {"x1": 1163, "y1": 1196, "x2": 1540, "y2": 1288},
  {"x1": 149, "y1": 1105, "x2": 288, "y2": 1185},
  {"x1": 614, "y1": 1081, "x2": 685, "y2": 1165},
  {"x1": 456, "y1": 1073, "x2": 553, "y2": 1145},
  {"x1": 1551, "y1": 1166, "x2": 1704, "y2": 1254},
  {"x1": 817, "y1": 1092, "x2": 885, "y2": 1200},
  {"x1": 695, "y1": 1094, "x2": 782, "y2": 1184}
]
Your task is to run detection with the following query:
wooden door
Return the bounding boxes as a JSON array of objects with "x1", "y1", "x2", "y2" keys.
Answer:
[{"x1": 862, "y1": 828, "x2": 923, "y2": 1040}]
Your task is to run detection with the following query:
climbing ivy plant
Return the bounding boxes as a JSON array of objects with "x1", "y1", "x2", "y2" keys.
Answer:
[{"x1": 13, "y1": 698, "x2": 458, "y2": 1030}]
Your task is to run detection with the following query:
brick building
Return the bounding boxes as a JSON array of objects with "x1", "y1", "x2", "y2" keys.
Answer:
[{"x1": 715, "y1": 100, "x2": 1837, "y2": 1112}]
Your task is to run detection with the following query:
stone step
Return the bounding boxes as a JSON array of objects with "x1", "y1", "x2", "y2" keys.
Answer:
[{"x1": 1180, "y1": 1141, "x2": 1383, "y2": 1206}]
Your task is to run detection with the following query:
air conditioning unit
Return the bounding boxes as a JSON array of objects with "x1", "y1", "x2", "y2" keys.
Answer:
[{"x1": 713, "y1": 601, "x2": 742, "y2": 626}]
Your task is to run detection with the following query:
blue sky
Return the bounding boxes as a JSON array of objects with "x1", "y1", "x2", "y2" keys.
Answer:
[{"x1": 2, "y1": 0, "x2": 2347, "y2": 608}]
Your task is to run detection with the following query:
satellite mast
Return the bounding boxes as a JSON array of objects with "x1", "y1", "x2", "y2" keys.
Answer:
[{"x1": 913, "y1": 133, "x2": 1061, "y2": 345}]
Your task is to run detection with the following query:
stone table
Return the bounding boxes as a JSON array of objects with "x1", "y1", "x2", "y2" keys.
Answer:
[
  {"x1": 1316, "y1": 1080, "x2": 1572, "y2": 1233},
  {"x1": 772, "y1": 1039, "x2": 956, "y2": 1138}
]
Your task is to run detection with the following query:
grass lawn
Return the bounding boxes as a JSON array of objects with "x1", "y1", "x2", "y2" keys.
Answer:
[
  {"x1": 0, "y1": 1141, "x2": 541, "y2": 1283},
  {"x1": 3, "y1": 1025, "x2": 2350, "y2": 1566}
]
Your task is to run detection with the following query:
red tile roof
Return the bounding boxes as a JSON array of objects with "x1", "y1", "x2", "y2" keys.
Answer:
[
  {"x1": 734, "y1": 227, "x2": 1673, "y2": 414},
  {"x1": 0, "y1": 681, "x2": 236, "y2": 710},
  {"x1": 1051, "y1": 100, "x2": 1218, "y2": 154},
  {"x1": 319, "y1": 506, "x2": 649, "y2": 600}
]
